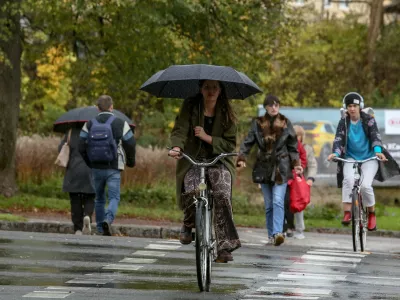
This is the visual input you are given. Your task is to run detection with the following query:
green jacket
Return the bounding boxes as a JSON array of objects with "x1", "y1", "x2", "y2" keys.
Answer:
[{"x1": 170, "y1": 97, "x2": 237, "y2": 209}]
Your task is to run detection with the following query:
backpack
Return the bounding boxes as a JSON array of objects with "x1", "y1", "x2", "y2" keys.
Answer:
[{"x1": 87, "y1": 116, "x2": 118, "y2": 163}]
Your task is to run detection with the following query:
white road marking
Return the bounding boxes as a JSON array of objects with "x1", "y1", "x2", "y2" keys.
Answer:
[
  {"x1": 132, "y1": 250, "x2": 166, "y2": 257},
  {"x1": 293, "y1": 261, "x2": 357, "y2": 268},
  {"x1": 23, "y1": 291, "x2": 72, "y2": 298},
  {"x1": 119, "y1": 258, "x2": 157, "y2": 264},
  {"x1": 156, "y1": 240, "x2": 181, "y2": 244},
  {"x1": 243, "y1": 243, "x2": 265, "y2": 247},
  {"x1": 301, "y1": 254, "x2": 361, "y2": 263},
  {"x1": 66, "y1": 278, "x2": 111, "y2": 285},
  {"x1": 264, "y1": 281, "x2": 333, "y2": 287},
  {"x1": 307, "y1": 250, "x2": 366, "y2": 258},
  {"x1": 45, "y1": 286, "x2": 89, "y2": 291},
  {"x1": 145, "y1": 244, "x2": 181, "y2": 250},
  {"x1": 244, "y1": 295, "x2": 319, "y2": 299},
  {"x1": 313, "y1": 249, "x2": 365, "y2": 254},
  {"x1": 278, "y1": 272, "x2": 347, "y2": 281},
  {"x1": 257, "y1": 286, "x2": 331, "y2": 296},
  {"x1": 102, "y1": 264, "x2": 143, "y2": 271}
]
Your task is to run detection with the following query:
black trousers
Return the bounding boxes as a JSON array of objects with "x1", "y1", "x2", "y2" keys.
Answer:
[
  {"x1": 69, "y1": 193, "x2": 95, "y2": 232},
  {"x1": 283, "y1": 187, "x2": 294, "y2": 232}
]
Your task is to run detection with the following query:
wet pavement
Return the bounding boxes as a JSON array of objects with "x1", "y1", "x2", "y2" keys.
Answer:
[{"x1": 0, "y1": 230, "x2": 399, "y2": 299}]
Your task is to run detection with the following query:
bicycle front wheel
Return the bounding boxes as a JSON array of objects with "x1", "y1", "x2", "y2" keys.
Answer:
[
  {"x1": 195, "y1": 200, "x2": 208, "y2": 292},
  {"x1": 351, "y1": 188, "x2": 360, "y2": 252},
  {"x1": 359, "y1": 197, "x2": 368, "y2": 252}
]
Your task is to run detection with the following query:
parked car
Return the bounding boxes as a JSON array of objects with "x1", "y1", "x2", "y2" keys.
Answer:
[{"x1": 294, "y1": 120, "x2": 336, "y2": 172}]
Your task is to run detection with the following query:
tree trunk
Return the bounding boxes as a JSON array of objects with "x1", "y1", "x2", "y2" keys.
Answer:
[
  {"x1": 367, "y1": 0, "x2": 384, "y2": 93},
  {"x1": 0, "y1": 0, "x2": 22, "y2": 197}
]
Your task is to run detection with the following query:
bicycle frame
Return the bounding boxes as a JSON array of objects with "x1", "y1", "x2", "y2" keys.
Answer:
[
  {"x1": 168, "y1": 148, "x2": 237, "y2": 291},
  {"x1": 333, "y1": 156, "x2": 380, "y2": 252}
]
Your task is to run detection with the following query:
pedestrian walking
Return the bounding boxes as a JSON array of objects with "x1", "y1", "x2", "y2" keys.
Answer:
[
  {"x1": 79, "y1": 95, "x2": 136, "y2": 236},
  {"x1": 58, "y1": 127, "x2": 95, "y2": 235},
  {"x1": 237, "y1": 94, "x2": 303, "y2": 246}
]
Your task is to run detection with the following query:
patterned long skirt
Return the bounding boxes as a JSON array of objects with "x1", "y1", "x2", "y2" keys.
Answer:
[{"x1": 182, "y1": 164, "x2": 241, "y2": 253}]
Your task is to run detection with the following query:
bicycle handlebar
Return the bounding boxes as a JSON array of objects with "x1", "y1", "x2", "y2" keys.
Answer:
[
  {"x1": 167, "y1": 147, "x2": 238, "y2": 167},
  {"x1": 332, "y1": 156, "x2": 382, "y2": 164}
]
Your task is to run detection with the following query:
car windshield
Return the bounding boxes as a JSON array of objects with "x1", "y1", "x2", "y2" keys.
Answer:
[{"x1": 294, "y1": 123, "x2": 317, "y2": 130}]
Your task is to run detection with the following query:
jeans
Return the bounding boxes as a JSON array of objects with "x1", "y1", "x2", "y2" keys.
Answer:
[
  {"x1": 92, "y1": 169, "x2": 121, "y2": 233},
  {"x1": 261, "y1": 182, "x2": 287, "y2": 238}
]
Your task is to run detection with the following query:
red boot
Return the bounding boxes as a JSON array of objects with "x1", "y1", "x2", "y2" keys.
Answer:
[
  {"x1": 368, "y1": 211, "x2": 377, "y2": 231},
  {"x1": 341, "y1": 211, "x2": 351, "y2": 226}
]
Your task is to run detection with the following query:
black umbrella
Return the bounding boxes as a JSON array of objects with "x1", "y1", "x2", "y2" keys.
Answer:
[
  {"x1": 140, "y1": 64, "x2": 262, "y2": 99},
  {"x1": 53, "y1": 106, "x2": 135, "y2": 133}
]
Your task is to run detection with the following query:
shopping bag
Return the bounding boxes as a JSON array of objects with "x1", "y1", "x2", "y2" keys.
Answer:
[
  {"x1": 55, "y1": 129, "x2": 71, "y2": 168},
  {"x1": 288, "y1": 171, "x2": 310, "y2": 213}
]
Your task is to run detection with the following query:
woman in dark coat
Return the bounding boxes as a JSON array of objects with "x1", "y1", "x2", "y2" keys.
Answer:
[
  {"x1": 237, "y1": 95, "x2": 303, "y2": 246},
  {"x1": 58, "y1": 127, "x2": 95, "y2": 235},
  {"x1": 168, "y1": 80, "x2": 241, "y2": 263}
]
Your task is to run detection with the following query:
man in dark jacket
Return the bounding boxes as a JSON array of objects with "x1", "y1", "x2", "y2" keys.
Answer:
[
  {"x1": 79, "y1": 95, "x2": 136, "y2": 236},
  {"x1": 328, "y1": 92, "x2": 400, "y2": 231}
]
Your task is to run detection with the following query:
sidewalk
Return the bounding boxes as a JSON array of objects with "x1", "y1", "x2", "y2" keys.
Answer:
[{"x1": 0, "y1": 212, "x2": 399, "y2": 240}]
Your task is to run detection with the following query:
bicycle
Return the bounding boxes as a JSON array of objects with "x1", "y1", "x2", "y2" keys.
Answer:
[
  {"x1": 168, "y1": 148, "x2": 238, "y2": 292},
  {"x1": 332, "y1": 156, "x2": 381, "y2": 252}
]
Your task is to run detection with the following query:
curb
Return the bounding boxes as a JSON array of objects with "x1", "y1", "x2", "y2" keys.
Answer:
[{"x1": 0, "y1": 220, "x2": 399, "y2": 239}]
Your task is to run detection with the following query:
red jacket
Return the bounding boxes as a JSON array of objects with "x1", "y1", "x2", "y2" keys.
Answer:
[{"x1": 298, "y1": 142, "x2": 307, "y2": 169}]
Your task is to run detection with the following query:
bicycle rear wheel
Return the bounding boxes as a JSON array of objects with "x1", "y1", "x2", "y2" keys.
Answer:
[
  {"x1": 359, "y1": 196, "x2": 368, "y2": 252},
  {"x1": 351, "y1": 188, "x2": 360, "y2": 252},
  {"x1": 195, "y1": 200, "x2": 208, "y2": 292},
  {"x1": 205, "y1": 203, "x2": 214, "y2": 292}
]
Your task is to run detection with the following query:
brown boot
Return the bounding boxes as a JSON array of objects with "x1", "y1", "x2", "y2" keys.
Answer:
[
  {"x1": 179, "y1": 225, "x2": 192, "y2": 245},
  {"x1": 215, "y1": 250, "x2": 233, "y2": 263}
]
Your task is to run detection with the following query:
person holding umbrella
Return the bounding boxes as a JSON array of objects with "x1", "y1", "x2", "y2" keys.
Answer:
[{"x1": 168, "y1": 80, "x2": 241, "y2": 262}]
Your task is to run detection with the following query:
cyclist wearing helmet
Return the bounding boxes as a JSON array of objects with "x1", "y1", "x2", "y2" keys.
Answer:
[{"x1": 327, "y1": 92, "x2": 400, "y2": 231}]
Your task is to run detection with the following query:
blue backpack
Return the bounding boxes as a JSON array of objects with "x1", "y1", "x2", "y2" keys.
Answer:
[{"x1": 87, "y1": 116, "x2": 118, "y2": 163}]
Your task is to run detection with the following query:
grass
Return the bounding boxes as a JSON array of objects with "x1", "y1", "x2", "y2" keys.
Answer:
[
  {"x1": 0, "y1": 214, "x2": 27, "y2": 222},
  {"x1": 1, "y1": 192, "x2": 399, "y2": 231}
]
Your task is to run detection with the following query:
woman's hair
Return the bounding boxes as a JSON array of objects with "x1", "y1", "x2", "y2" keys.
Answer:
[{"x1": 199, "y1": 80, "x2": 237, "y2": 128}]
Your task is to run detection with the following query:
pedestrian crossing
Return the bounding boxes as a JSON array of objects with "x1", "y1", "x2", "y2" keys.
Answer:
[{"x1": 0, "y1": 231, "x2": 398, "y2": 299}]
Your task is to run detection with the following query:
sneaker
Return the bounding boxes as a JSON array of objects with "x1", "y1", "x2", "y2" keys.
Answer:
[
  {"x1": 75, "y1": 230, "x2": 82, "y2": 235},
  {"x1": 265, "y1": 237, "x2": 274, "y2": 246},
  {"x1": 341, "y1": 211, "x2": 351, "y2": 226},
  {"x1": 294, "y1": 232, "x2": 305, "y2": 240},
  {"x1": 82, "y1": 216, "x2": 91, "y2": 235},
  {"x1": 274, "y1": 233, "x2": 285, "y2": 246},
  {"x1": 367, "y1": 211, "x2": 377, "y2": 231},
  {"x1": 286, "y1": 228, "x2": 294, "y2": 238},
  {"x1": 102, "y1": 220, "x2": 112, "y2": 236}
]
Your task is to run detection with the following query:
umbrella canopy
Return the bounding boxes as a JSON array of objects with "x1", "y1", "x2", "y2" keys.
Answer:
[
  {"x1": 140, "y1": 64, "x2": 262, "y2": 99},
  {"x1": 53, "y1": 106, "x2": 135, "y2": 133}
]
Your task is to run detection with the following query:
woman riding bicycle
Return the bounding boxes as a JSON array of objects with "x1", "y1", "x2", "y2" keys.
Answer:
[
  {"x1": 327, "y1": 92, "x2": 400, "y2": 231},
  {"x1": 168, "y1": 80, "x2": 241, "y2": 263}
]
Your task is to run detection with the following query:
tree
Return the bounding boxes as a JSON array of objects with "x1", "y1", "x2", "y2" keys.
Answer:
[{"x1": 0, "y1": 0, "x2": 22, "y2": 197}]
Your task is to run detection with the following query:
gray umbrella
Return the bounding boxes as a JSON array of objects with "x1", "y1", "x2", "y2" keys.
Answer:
[
  {"x1": 140, "y1": 64, "x2": 262, "y2": 99},
  {"x1": 53, "y1": 106, "x2": 135, "y2": 133}
]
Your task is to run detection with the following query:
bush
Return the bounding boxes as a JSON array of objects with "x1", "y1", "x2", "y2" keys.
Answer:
[{"x1": 304, "y1": 202, "x2": 341, "y2": 220}]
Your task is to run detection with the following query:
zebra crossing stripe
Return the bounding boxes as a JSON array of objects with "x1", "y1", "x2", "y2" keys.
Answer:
[
  {"x1": 313, "y1": 249, "x2": 366, "y2": 254},
  {"x1": 102, "y1": 264, "x2": 143, "y2": 271},
  {"x1": 301, "y1": 254, "x2": 361, "y2": 263},
  {"x1": 132, "y1": 250, "x2": 166, "y2": 257},
  {"x1": 45, "y1": 286, "x2": 89, "y2": 291},
  {"x1": 278, "y1": 272, "x2": 347, "y2": 281},
  {"x1": 263, "y1": 281, "x2": 333, "y2": 287},
  {"x1": 119, "y1": 258, "x2": 157, "y2": 264},
  {"x1": 156, "y1": 240, "x2": 181, "y2": 244},
  {"x1": 257, "y1": 286, "x2": 331, "y2": 296},
  {"x1": 66, "y1": 278, "x2": 111, "y2": 285},
  {"x1": 244, "y1": 295, "x2": 319, "y2": 299},
  {"x1": 293, "y1": 261, "x2": 357, "y2": 268},
  {"x1": 23, "y1": 291, "x2": 72, "y2": 298},
  {"x1": 145, "y1": 244, "x2": 181, "y2": 250},
  {"x1": 307, "y1": 250, "x2": 366, "y2": 258}
]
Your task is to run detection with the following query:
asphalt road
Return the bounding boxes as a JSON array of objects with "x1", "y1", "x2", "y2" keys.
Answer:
[{"x1": 0, "y1": 230, "x2": 399, "y2": 300}]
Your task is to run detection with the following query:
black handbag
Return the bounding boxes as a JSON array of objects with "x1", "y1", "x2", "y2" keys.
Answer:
[{"x1": 252, "y1": 165, "x2": 271, "y2": 183}]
